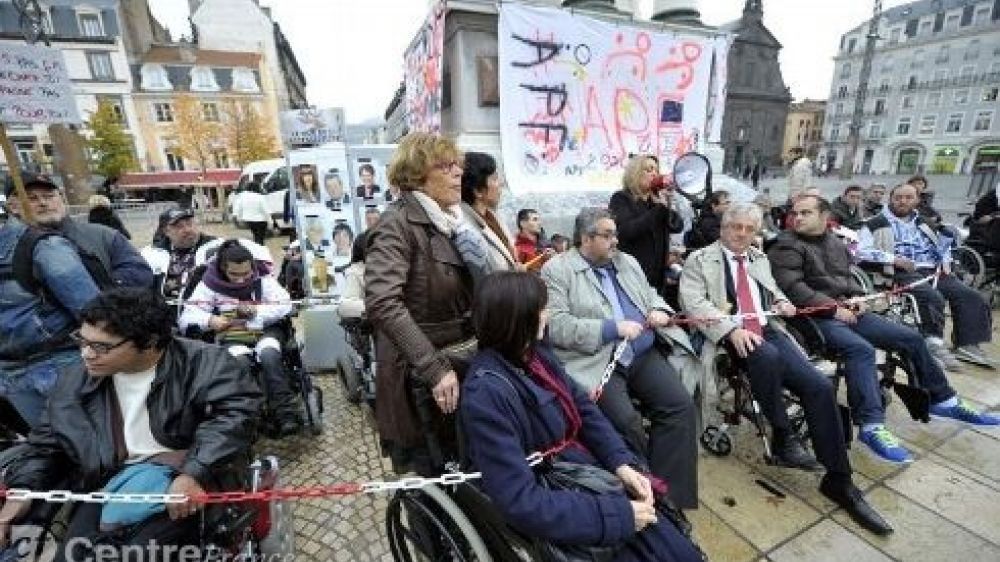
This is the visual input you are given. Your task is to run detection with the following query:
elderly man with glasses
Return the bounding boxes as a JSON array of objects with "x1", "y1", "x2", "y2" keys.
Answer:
[{"x1": 541, "y1": 207, "x2": 701, "y2": 511}]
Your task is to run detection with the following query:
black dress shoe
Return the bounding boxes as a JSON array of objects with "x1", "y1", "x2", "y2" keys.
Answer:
[
  {"x1": 820, "y1": 475, "x2": 894, "y2": 536},
  {"x1": 772, "y1": 436, "x2": 823, "y2": 472}
]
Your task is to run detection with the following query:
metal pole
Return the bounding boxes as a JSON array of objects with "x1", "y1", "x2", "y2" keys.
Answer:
[
  {"x1": 840, "y1": 0, "x2": 883, "y2": 180},
  {"x1": 0, "y1": 123, "x2": 35, "y2": 223}
]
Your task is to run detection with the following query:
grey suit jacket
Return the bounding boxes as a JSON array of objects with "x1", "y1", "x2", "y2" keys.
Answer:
[
  {"x1": 541, "y1": 248, "x2": 697, "y2": 393},
  {"x1": 679, "y1": 241, "x2": 791, "y2": 344}
]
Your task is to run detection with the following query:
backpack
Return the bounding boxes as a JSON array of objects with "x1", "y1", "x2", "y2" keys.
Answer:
[{"x1": 0, "y1": 228, "x2": 113, "y2": 303}]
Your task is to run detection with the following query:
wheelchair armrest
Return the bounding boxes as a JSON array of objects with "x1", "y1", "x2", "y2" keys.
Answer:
[{"x1": 782, "y1": 316, "x2": 827, "y2": 358}]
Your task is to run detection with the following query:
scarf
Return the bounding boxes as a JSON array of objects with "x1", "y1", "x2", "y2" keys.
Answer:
[
  {"x1": 201, "y1": 259, "x2": 261, "y2": 302},
  {"x1": 412, "y1": 191, "x2": 490, "y2": 279},
  {"x1": 526, "y1": 351, "x2": 586, "y2": 454}
]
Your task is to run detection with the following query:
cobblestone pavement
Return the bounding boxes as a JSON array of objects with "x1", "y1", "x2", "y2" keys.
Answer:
[{"x1": 260, "y1": 377, "x2": 394, "y2": 562}]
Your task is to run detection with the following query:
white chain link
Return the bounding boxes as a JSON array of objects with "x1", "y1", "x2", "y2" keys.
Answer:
[{"x1": 0, "y1": 450, "x2": 558, "y2": 505}]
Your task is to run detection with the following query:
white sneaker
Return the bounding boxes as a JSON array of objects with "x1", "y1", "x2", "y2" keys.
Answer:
[{"x1": 927, "y1": 339, "x2": 963, "y2": 371}]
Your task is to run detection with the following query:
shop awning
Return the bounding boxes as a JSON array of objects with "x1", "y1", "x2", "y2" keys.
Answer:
[{"x1": 117, "y1": 169, "x2": 241, "y2": 190}]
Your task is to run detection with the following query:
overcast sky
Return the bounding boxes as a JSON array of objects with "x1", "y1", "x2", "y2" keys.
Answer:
[{"x1": 149, "y1": 0, "x2": 909, "y2": 124}]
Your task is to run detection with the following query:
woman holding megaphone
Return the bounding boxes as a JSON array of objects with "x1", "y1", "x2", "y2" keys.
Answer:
[{"x1": 609, "y1": 154, "x2": 684, "y2": 293}]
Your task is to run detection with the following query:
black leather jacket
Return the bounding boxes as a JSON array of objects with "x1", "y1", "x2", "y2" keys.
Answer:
[{"x1": 3, "y1": 337, "x2": 262, "y2": 492}]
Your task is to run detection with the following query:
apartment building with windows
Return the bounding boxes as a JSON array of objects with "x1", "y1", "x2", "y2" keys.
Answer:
[
  {"x1": 130, "y1": 44, "x2": 268, "y2": 171},
  {"x1": 0, "y1": 0, "x2": 147, "y2": 172},
  {"x1": 823, "y1": 0, "x2": 1000, "y2": 175},
  {"x1": 782, "y1": 99, "x2": 826, "y2": 163}
]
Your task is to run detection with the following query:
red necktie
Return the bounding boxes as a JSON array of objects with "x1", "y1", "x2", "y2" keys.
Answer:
[{"x1": 734, "y1": 255, "x2": 763, "y2": 336}]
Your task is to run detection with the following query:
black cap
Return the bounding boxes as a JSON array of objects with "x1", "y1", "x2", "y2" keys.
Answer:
[
  {"x1": 161, "y1": 207, "x2": 195, "y2": 225},
  {"x1": 4, "y1": 172, "x2": 59, "y2": 197}
]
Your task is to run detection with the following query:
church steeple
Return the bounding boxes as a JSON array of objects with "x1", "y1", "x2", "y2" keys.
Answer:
[{"x1": 744, "y1": 0, "x2": 763, "y2": 18}]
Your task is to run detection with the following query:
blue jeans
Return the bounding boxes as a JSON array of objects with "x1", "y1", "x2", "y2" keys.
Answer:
[
  {"x1": 815, "y1": 313, "x2": 956, "y2": 426},
  {"x1": 0, "y1": 350, "x2": 80, "y2": 428}
]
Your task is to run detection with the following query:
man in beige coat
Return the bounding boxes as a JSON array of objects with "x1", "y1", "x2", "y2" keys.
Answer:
[
  {"x1": 542, "y1": 207, "x2": 700, "y2": 509},
  {"x1": 679, "y1": 203, "x2": 892, "y2": 536}
]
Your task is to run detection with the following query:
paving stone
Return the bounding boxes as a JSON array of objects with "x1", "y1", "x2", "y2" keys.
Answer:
[
  {"x1": 831, "y1": 485, "x2": 1000, "y2": 561},
  {"x1": 933, "y1": 427, "x2": 1000, "y2": 484},
  {"x1": 885, "y1": 457, "x2": 1000, "y2": 544},
  {"x1": 697, "y1": 454, "x2": 822, "y2": 552},
  {"x1": 768, "y1": 519, "x2": 893, "y2": 562},
  {"x1": 687, "y1": 504, "x2": 760, "y2": 562}
]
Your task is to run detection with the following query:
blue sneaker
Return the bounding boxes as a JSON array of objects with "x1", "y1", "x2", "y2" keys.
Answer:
[
  {"x1": 930, "y1": 400, "x2": 1000, "y2": 426},
  {"x1": 858, "y1": 427, "x2": 912, "y2": 464}
]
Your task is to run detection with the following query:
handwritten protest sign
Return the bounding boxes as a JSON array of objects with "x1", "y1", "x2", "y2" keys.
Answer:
[
  {"x1": 0, "y1": 43, "x2": 78, "y2": 125},
  {"x1": 281, "y1": 107, "x2": 345, "y2": 146},
  {"x1": 404, "y1": 1, "x2": 445, "y2": 134},
  {"x1": 499, "y1": 4, "x2": 716, "y2": 194}
]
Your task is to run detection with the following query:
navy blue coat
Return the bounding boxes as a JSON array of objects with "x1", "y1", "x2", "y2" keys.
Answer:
[{"x1": 460, "y1": 346, "x2": 637, "y2": 546}]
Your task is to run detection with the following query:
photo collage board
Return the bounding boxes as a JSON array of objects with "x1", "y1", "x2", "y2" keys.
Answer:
[{"x1": 290, "y1": 145, "x2": 398, "y2": 300}]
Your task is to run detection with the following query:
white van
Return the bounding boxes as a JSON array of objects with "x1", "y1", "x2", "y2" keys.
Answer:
[{"x1": 232, "y1": 144, "x2": 354, "y2": 232}]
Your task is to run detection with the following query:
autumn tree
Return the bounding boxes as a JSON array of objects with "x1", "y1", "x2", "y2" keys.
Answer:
[
  {"x1": 168, "y1": 93, "x2": 220, "y2": 171},
  {"x1": 221, "y1": 97, "x2": 280, "y2": 168},
  {"x1": 85, "y1": 100, "x2": 136, "y2": 180}
]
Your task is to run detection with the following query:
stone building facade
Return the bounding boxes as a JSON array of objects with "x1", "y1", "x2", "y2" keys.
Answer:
[
  {"x1": 822, "y1": 0, "x2": 1000, "y2": 175},
  {"x1": 719, "y1": 0, "x2": 792, "y2": 174}
]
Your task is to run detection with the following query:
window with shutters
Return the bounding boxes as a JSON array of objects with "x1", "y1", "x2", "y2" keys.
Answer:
[{"x1": 77, "y1": 12, "x2": 102, "y2": 37}]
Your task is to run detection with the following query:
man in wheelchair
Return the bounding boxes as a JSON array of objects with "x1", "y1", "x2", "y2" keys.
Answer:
[
  {"x1": 680, "y1": 204, "x2": 892, "y2": 536},
  {"x1": 858, "y1": 183, "x2": 998, "y2": 369},
  {"x1": 0, "y1": 288, "x2": 262, "y2": 560},
  {"x1": 179, "y1": 240, "x2": 304, "y2": 436},
  {"x1": 769, "y1": 195, "x2": 998, "y2": 465}
]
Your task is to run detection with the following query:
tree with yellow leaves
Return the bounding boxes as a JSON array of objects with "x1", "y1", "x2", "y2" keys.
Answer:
[
  {"x1": 221, "y1": 97, "x2": 280, "y2": 168},
  {"x1": 167, "y1": 93, "x2": 220, "y2": 171}
]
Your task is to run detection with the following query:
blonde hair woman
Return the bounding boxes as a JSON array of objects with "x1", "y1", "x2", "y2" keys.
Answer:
[
  {"x1": 365, "y1": 132, "x2": 478, "y2": 475},
  {"x1": 87, "y1": 194, "x2": 130, "y2": 239},
  {"x1": 608, "y1": 154, "x2": 682, "y2": 291}
]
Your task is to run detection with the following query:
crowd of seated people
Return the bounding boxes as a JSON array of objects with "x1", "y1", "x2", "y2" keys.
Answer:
[{"x1": 6, "y1": 133, "x2": 1000, "y2": 560}]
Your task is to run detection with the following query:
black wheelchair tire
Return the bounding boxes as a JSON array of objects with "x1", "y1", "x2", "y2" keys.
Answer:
[
  {"x1": 338, "y1": 355, "x2": 364, "y2": 405},
  {"x1": 700, "y1": 426, "x2": 733, "y2": 457},
  {"x1": 304, "y1": 385, "x2": 324, "y2": 436},
  {"x1": 387, "y1": 485, "x2": 493, "y2": 562}
]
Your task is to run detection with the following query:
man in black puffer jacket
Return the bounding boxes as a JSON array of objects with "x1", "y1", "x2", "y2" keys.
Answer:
[
  {"x1": 0, "y1": 288, "x2": 262, "y2": 559},
  {"x1": 768, "y1": 195, "x2": 996, "y2": 466}
]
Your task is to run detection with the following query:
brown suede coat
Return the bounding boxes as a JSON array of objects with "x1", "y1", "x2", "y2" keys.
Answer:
[{"x1": 364, "y1": 191, "x2": 474, "y2": 453}]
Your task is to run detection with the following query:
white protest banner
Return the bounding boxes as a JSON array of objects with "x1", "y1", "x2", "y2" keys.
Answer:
[
  {"x1": 281, "y1": 107, "x2": 345, "y2": 146},
  {"x1": 707, "y1": 35, "x2": 734, "y2": 144},
  {"x1": 499, "y1": 4, "x2": 715, "y2": 194},
  {"x1": 404, "y1": 1, "x2": 445, "y2": 134},
  {"x1": 0, "y1": 43, "x2": 78, "y2": 125}
]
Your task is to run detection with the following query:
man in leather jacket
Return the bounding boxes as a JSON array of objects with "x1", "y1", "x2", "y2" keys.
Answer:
[{"x1": 0, "y1": 288, "x2": 262, "y2": 558}]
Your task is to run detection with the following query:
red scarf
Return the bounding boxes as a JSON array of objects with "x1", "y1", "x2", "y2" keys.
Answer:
[{"x1": 526, "y1": 352, "x2": 587, "y2": 455}]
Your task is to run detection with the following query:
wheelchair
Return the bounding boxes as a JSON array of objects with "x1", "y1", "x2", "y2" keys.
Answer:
[
  {"x1": 700, "y1": 267, "x2": 931, "y2": 461},
  {"x1": 213, "y1": 318, "x2": 324, "y2": 438},
  {"x1": 951, "y1": 237, "x2": 1000, "y2": 308},
  {"x1": 0, "y1": 397, "x2": 297, "y2": 561},
  {"x1": 338, "y1": 316, "x2": 376, "y2": 407}
]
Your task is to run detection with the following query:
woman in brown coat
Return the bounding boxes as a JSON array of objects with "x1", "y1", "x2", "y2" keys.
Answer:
[{"x1": 365, "y1": 133, "x2": 475, "y2": 475}]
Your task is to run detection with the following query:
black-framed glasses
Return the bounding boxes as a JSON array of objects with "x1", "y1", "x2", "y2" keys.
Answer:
[
  {"x1": 69, "y1": 330, "x2": 129, "y2": 355},
  {"x1": 592, "y1": 230, "x2": 618, "y2": 240}
]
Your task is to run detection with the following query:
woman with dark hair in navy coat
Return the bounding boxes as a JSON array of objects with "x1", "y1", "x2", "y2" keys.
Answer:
[{"x1": 460, "y1": 271, "x2": 702, "y2": 561}]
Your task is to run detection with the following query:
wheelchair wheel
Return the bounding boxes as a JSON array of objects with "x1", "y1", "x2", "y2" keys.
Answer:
[
  {"x1": 387, "y1": 484, "x2": 493, "y2": 562},
  {"x1": 699, "y1": 425, "x2": 732, "y2": 457},
  {"x1": 338, "y1": 354, "x2": 364, "y2": 405},
  {"x1": 953, "y1": 245, "x2": 986, "y2": 288},
  {"x1": 303, "y1": 382, "x2": 324, "y2": 436},
  {"x1": 849, "y1": 265, "x2": 875, "y2": 295}
]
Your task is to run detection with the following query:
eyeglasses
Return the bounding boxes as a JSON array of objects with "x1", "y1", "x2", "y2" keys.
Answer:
[
  {"x1": 433, "y1": 160, "x2": 463, "y2": 172},
  {"x1": 69, "y1": 330, "x2": 129, "y2": 355},
  {"x1": 592, "y1": 230, "x2": 618, "y2": 240}
]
